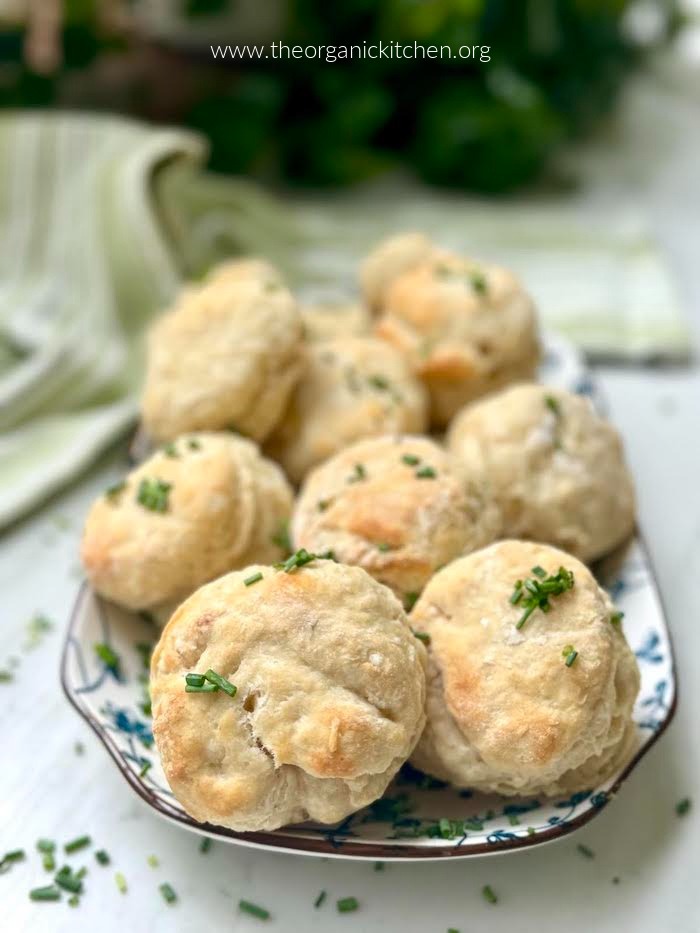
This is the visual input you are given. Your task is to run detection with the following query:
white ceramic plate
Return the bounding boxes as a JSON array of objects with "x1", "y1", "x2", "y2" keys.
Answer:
[{"x1": 62, "y1": 335, "x2": 677, "y2": 860}]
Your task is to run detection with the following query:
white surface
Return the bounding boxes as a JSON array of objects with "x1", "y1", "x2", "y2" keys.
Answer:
[{"x1": 2, "y1": 57, "x2": 700, "y2": 933}]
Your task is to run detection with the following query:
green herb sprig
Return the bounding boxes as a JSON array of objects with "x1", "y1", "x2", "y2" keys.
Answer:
[
  {"x1": 136, "y1": 478, "x2": 172, "y2": 513},
  {"x1": 510, "y1": 566, "x2": 575, "y2": 629}
]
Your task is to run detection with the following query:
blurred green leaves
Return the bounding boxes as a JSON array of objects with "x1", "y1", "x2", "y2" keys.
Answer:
[{"x1": 0, "y1": 0, "x2": 677, "y2": 192}]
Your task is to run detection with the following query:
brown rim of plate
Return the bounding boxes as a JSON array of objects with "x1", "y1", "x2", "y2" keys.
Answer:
[{"x1": 60, "y1": 531, "x2": 677, "y2": 861}]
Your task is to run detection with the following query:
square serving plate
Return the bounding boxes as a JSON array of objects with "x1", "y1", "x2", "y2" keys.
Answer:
[{"x1": 61, "y1": 335, "x2": 677, "y2": 860}]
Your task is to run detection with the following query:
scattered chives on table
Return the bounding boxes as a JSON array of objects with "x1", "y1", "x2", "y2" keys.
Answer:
[
  {"x1": 314, "y1": 890, "x2": 326, "y2": 908},
  {"x1": 337, "y1": 896, "x2": 359, "y2": 913},
  {"x1": 29, "y1": 885, "x2": 61, "y2": 902},
  {"x1": 64, "y1": 835, "x2": 91, "y2": 854},
  {"x1": 115, "y1": 872, "x2": 127, "y2": 894},
  {"x1": 159, "y1": 883, "x2": 177, "y2": 905},
  {"x1": 95, "y1": 849, "x2": 110, "y2": 865},
  {"x1": 239, "y1": 899, "x2": 270, "y2": 920}
]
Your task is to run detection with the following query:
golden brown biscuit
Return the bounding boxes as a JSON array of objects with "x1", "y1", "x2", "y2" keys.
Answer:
[
  {"x1": 141, "y1": 276, "x2": 303, "y2": 443},
  {"x1": 292, "y1": 435, "x2": 501, "y2": 603},
  {"x1": 265, "y1": 337, "x2": 428, "y2": 484},
  {"x1": 300, "y1": 301, "x2": 371, "y2": 342},
  {"x1": 447, "y1": 383, "x2": 636, "y2": 563},
  {"x1": 410, "y1": 540, "x2": 640, "y2": 796},
  {"x1": 360, "y1": 232, "x2": 436, "y2": 312},
  {"x1": 151, "y1": 557, "x2": 427, "y2": 831},
  {"x1": 375, "y1": 252, "x2": 540, "y2": 425},
  {"x1": 205, "y1": 257, "x2": 283, "y2": 289},
  {"x1": 81, "y1": 433, "x2": 292, "y2": 614}
]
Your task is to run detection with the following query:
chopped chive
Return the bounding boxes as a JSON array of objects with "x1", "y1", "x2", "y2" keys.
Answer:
[
  {"x1": 55, "y1": 866, "x2": 83, "y2": 894},
  {"x1": 187, "y1": 438, "x2": 201, "y2": 450},
  {"x1": 526, "y1": 826, "x2": 536, "y2": 836},
  {"x1": 239, "y1": 899, "x2": 270, "y2": 920},
  {"x1": 415, "y1": 466, "x2": 436, "y2": 479},
  {"x1": 0, "y1": 669, "x2": 13, "y2": 683},
  {"x1": 470, "y1": 270, "x2": 487, "y2": 294},
  {"x1": 0, "y1": 849, "x2": 25, "y2": 873},
  {"x1": 244, "y1": 572, "x2": 264, "y2": 587},
  {"x1": 185, "y1": 683, "x2": 218, "y2": 693},
  {"x1": 115, "y1": 872, "x2": 127, "y2": 894},
  {"x1": 199, "y1": 837, "x2": 212, "y2": 854},
  {"x1": 412, "y1": 630, "x2": 431, "y2": 645},
  {"x1": 511, "y1": 566, "x2": 575, "y2": 629},
  {"x1": 162, "y1": 443, "x2": 178, "y2": 458},
  {"x1": 508, "y1": 814, "x2": 520, "y2": 826},
  {"x1": 42, "y1": 853, "x2": 56, "y2": 871},
  {"x1": 314, "y1": 890, "x2": 327, "y2": 908},
  {"x1": 401, "y1": 453, "x2": 420, "y2": 466},
  {"x1": 95, "y1": 850, "x2": 110, "y2": 865},
  {"x1": 105, "y1": 481, "x2": 126, "y2": 503},
  {"x1": 337, "y1": 896, "x2": 359, "y2": 913},
  {"x1": 29, "y1": 885, "x2": 61, "y2": 901},
  {"x1": 136, "y1": 477, "x2": 172, "y2": 513},
  {"x1": 204, "y1": 669, "x2": 237, "y2": 697},
  {"x1": 544, "y1": 394, "x2": 560, "y2": 416},
  {"x1": 376, "y1": 542, "x2": 392, "y2": 552},
  {"x1": 676, "y1": 797, "x2": 691, "y2": 817},
  {"x1": 531, "y1": 565, "x2": 546, "y2": 578},
  {"x1": 404, "y1": 592, "x2": 419, "y2": 612},
  {"x1": 317, "y1": 499, "x2": 331, "y2": 512},
  {"x1": 275, "y1": 547, "x2": 325, "y2": 573},
  {"x1": 348, "y1": 462, "x2": 367, "y2": 483},
  {"x1": 368, "y1": 374, "x2": 390, "y2": 390},
  {"x1": 564, "y1": 649, "x2": 579, "y2": 667},
  {"x1": 482, "y1": 884, "x2": 498, "y2": 904},
  {"x1": 139, "y1": 759, "x2": 151, "y2": 778},
  {"x1": 448, "y1": 929, "x2": 461, "y2": 933},
  {"x1": 159, "y1": 882, "x2": 177, "y2": 904},
  {"x1": 610, "y1": 611, "x2": 624, "y2": 626},
  {"x1": 76, "y1": 867, "x2": 87, "y2": 880},
  {"x1": 37, "y1": 839, "x2": 55, "y2": 854},
  {"x1": 68, "y1": 894, "x2": 80, "y2": 907},
  {"x1": 577, "y1": 843, "x2": 595, "y2": 858},
  {"x1": 64, "y1": 836, "x2": 91, "y2": 854},
  {"x1": 374, "y1": 861, "x2": 385, "y2": 871},
  {"x1": 147, "y1": 855, "x2": 159, "y2": 868},
  {"x1": 185, "y1": 673, "x2": 206, "y2": 687}
]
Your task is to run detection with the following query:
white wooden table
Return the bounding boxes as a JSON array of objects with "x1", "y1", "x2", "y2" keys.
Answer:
[{"x1": 2, "y1": 56, "x2": 700, "y2": 933}]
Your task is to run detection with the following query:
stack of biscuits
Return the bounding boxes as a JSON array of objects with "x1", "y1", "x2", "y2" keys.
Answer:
[{"x1": 80, "y1": 234, "x2": 640, "y2": 832}]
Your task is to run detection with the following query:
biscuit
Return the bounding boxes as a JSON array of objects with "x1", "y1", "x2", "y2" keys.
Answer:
[
  {"x1": 265, "y1": 337, "x2": 428, "y2": 484},
  {"x1": 141, "y1": 276, "x2": 304, "y2": 443},
  {"x1": 410, "y1": 540, "x2": 640, "y2": 796},
  {"x1": 150, "y1": 558, "x2": 427, "y2": 831},
  {"x1": 375, "y1": 252, "x2": 540, "y2": 425},
  {"x1": 300, "y1": 301, "x2": 371, "y2": 342},
  {"x1": 292, "y1": 435, "x2": 501, "y2": 603},
  {"x1": 360, "y1": 232, "x2": 436, "y2": 312},
  {"x1": 447, "y1": 383, "x2": 636, "y2": 563},
  {"x1": 81, "y1": 433, "x2": 293, "y2": 614}
]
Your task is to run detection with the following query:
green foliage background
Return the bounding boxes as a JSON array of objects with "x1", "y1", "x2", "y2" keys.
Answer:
[{"x1": 0, "y1": 0, "x2": 678, "y2": 192}]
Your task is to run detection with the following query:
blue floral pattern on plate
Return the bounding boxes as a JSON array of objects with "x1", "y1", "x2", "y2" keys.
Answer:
[{"x1": 61, "y1": 334, "x2": 676, "y2": 860}]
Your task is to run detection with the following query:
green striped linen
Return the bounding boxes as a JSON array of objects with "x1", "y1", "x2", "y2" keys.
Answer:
[{"x1": 0, "y1": 113, "x2": 690, "y2": 529}]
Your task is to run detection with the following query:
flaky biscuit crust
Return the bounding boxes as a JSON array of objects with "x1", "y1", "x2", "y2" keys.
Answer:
[
  {"x1": 447, "y1": 383, "x2": 636, "y2": 563},
  {"x1": 292, "y1": 435, "x2": 501, "y2": 601},
  {"x1": 300, "y1": 301, "x2": 371, "y2": 342},
  {"x1": 81, "y1": 433, "x2": 292, "y2": 613},
  {"x1": 410, "y1": 540, "x2": 640, "y2": 795},
  {"x1": 265, "y1": 338, "x2": 428, "y2": 484},
  {"x1": 360, "y1": 232, "x2": 435, "y2": 312},
  {"x1": 151, "y1": 561, "x2": 427, "y2": 831},
  {"x1": 141, "y1": 277, "x2": 304, "y2": 443},
  {"x1": 375, "y1": 253, "x2": 540, "y2": 425}
]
